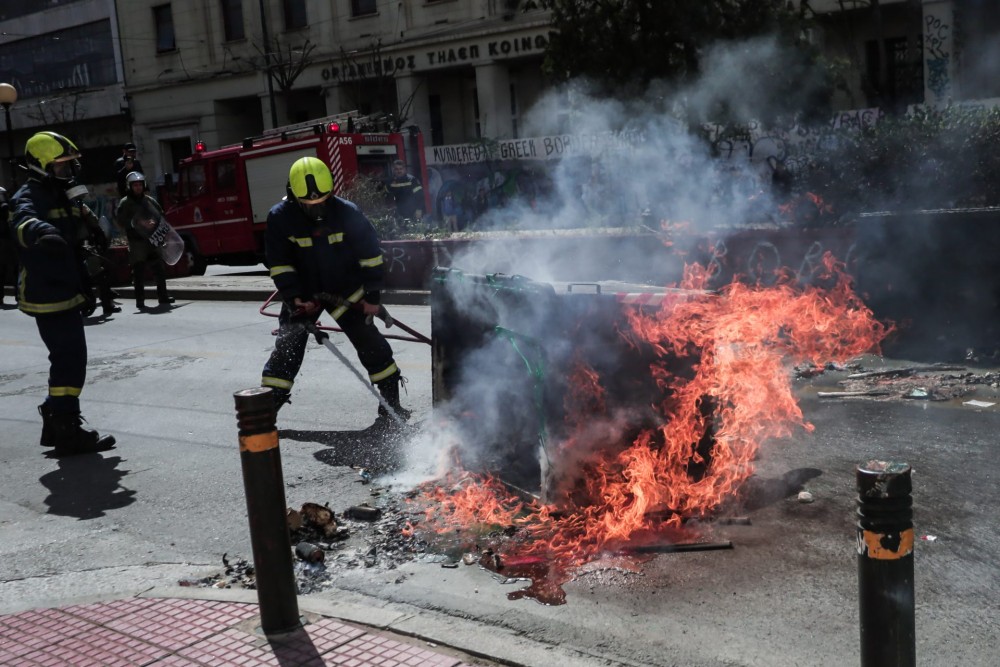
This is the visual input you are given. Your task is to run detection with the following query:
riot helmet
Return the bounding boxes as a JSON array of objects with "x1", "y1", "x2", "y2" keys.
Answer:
[
  {"x1": 126, "y1": 171, "x2": 146, "y2": 197},
  {"x1": 288, "y1": 157, "x2": 333, "y2": 221}
]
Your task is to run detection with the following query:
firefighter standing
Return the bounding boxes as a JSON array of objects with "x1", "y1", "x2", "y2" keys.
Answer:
[
  {"x1": 386, "y1": 159, "x2": 423, "y2": 221},
  {"x1": 261, "y1": 156, "x2": 410, "y2": 426},
  {"x1": 115, "y1": 171, "x2": 174, "y2": 309},
  {"x1": 8, "y1": 131, "x2": 115, "y2": 455}
]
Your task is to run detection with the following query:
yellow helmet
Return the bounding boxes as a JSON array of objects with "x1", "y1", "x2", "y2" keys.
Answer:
[
  {"x1": 288, "y1": 157, "x2": 333, "y2": 204},
  {"x1": 25, "y1": 131, "x2": 81, "y2": 178}
]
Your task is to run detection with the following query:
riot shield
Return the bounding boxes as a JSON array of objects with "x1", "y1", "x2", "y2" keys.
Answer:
[{"x1": 132, "y1": 205, "x2": 185, "y2": 265}]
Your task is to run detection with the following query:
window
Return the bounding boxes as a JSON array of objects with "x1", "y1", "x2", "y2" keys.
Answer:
[
  {"x1": 865, "y1": 36, "x2": 923, "y2": 109},
  {"x1": 221, "y1": 0, "x2": 244, "y2": 41},
  {"x1": 351, "y1": 0, "x2": 377, "y2": 17},
  {"x1": 473, "y1": 87, "x2": 481, "y2": 139},
  {"x1": 283, "y1": 0, "x2": 307, "y2": 29},
  {"x1": 178, "y1": 163, "x2": 207, "y2": 200},
  {"x1": 429, "y1": 94, "x2": 443, "y2": 145},
  {"x1": 509, "y1": 82, "x2": 519, "y2": 139},
  {"x1": 153, "y1": 4, "x2": 176, "y2": 52},
  {"x1": 215, "y1": 159, "x2": 237, "y2": 191}
]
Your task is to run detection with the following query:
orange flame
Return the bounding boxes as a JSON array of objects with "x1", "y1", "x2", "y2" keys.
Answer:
[{"x1": 412, "y1": 252, "x2": 889, "y2": 573}]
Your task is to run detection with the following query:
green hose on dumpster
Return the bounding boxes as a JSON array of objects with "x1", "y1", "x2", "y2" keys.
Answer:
[{"x1": 494, "y1": 326, "x2": 550, "y2": 475}]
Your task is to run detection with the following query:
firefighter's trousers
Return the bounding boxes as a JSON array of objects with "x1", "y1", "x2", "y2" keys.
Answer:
[
  {"x1": 261, "y1": 304, "x2": 398, "y2": 395},
  {"x1": 35, "y1": 308, "x2": 87, "y2": 413}
]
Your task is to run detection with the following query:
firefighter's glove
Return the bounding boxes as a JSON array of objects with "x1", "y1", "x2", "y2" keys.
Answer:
[
  {"x1": 36, "y1": 231, "x2": 69, "y2": 255},
  {"x1": 290, "y1": 297, "x2": 321, "y2": 319},
  {"x1": 379, "y1": 305, "x2": 394, "y2": 328},
  {"x1": 360, "y1": 300, "x2": 380, "y2": 326}
]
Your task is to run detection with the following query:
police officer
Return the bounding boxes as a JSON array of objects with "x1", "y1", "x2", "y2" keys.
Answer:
[
  {"x1": 8, "y1": 131, "x2": 115, "y2": 454},
  {"x1": 386, "y1": 159, "x2": 424, "y2": 221},
  {"x1": 261, "y1": 156, "x2": 409, "y2": 426},
  {"x1": 115, "y1": 171, "x2": 173, "y2": 309}
]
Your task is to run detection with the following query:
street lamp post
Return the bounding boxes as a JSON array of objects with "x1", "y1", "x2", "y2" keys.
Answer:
[{"x1": 0, "y1": 83, "x2": 17, "y2": 189}]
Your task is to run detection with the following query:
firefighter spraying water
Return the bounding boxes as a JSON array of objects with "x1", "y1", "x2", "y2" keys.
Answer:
[{"x1": 259, "y1": 156, "x2": 411, "y2": 430}]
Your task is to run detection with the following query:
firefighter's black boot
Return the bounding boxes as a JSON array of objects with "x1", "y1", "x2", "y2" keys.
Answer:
[
  {"x1": 270, "y1": 389, "x2": 291, "y2": 413},
  {"x1": 38, "y1": 403, "x2": 116, "y2": 455},
  {"x1": 376, "y1": 373, "x2": 411, "y2": 423}
]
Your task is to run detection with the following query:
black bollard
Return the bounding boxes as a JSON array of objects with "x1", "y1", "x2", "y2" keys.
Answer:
[
  {"x1": 856, "y1": 460, "x2": 915, "y2": 667},
  {"x1": 234, "y1": 387, "x2": 301, "y2": 635}
]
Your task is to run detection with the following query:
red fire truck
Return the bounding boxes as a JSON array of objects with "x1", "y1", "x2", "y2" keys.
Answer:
[{"x1": 165, "y1": 113, "x2": 430, "y2": 274}]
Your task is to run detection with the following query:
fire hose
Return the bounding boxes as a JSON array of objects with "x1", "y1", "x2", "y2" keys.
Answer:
[
  {"x1": 299, "y1": 321, "x2": 408, "y2": 427},
  {"x1": 494, "y1": 326, "x2": 551, "y2": 472},
  {"x1": 258, "y1": 290, "x2": 431, "y2": 346}
]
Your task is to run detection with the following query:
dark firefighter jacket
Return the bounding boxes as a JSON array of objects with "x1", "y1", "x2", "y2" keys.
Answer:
[
  {"x1": 9, "y1": 179, "x2": 94, "y2": 316},
  {"x1": 266, "y1": 195, "x2": 386, "y2": 314},
  {"x1": 387, "y1": 173, "x2": 423, "y2": 218}
]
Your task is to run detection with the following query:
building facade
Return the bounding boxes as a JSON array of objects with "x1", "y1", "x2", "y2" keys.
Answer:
[
  {"x1": 2, "y1": 1, "x2": 995, "y2": 196},
  {"x1": 0, "y1": 0, "x2": 130, "y2": 197},
  {"x1": 115, "y1": 0, "x2": 550, "y2": 187}
]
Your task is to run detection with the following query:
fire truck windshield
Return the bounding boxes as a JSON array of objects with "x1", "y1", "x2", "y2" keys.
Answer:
[{"x1": 178, "y1": 164, "x2": 207, "y2": 200}]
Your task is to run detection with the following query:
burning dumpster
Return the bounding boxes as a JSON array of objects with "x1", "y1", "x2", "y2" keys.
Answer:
[
  {"x1": 416, "y1": 258, "x2": 888, "y2": 599},
  {"x1": 430, "y1": 267, "x2": 716, "y2": 501}
]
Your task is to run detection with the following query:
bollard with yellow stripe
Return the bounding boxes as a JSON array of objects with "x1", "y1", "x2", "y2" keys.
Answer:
[
  {"x1": 856, "y1": 460, "x2": 915, "y2": 667},
  {"x1": 234, "y1": 387, "x2": 302, "y2": 635}
]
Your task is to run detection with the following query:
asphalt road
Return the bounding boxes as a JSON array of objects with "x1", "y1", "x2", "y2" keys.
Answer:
[{"x1": 0, "y1": 300, "x2": 997, "y2": 666}]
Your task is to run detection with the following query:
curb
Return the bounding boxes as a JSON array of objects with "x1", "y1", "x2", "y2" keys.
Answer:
[{"x1": 3, "y1": 286, "x2": 431, "y2": 307}]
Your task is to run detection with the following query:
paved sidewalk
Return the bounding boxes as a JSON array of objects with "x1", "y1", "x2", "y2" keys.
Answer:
[{"x1": 0, "y1": 596, "x2": 495, "y2": 666}]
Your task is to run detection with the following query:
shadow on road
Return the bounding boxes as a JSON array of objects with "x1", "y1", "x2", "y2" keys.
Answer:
[
  {"x1": 280, "y1": 423, "x2": 416, "y2": 472},
  {"x1": 39, "y1": 454, "x2": 137, "y2": 519}
]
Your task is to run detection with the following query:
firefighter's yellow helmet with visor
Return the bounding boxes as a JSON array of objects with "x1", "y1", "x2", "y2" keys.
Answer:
[
  {"x1": 288, "y1": 157, "x2": 333, "y2": 204},
  {"x1": 25, "y1": 131, "x2": 81, "y2": 178}
]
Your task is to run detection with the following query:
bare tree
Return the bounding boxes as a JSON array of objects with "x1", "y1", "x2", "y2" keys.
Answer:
[
  {"x1": 24, "y1": 92, "x2": 85, "y2": 125},
  {"x1": 336, "y1": 39, "x2": 421, "y2": 131},
  {"x1": 252, "y1": 37, "x2": 317, "y2": 94}
]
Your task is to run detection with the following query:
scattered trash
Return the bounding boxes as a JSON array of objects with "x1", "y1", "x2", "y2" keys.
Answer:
[
  {"x1": 286, "y1": 508, "x2": 303, "y2": 532},
  {"x1": 178, "y1": 553, "x2": 256, "y2": 590},
  {"x1": 364, "y1": 545, "x2": 378, "y2": 568},
  {"x1": 345, "y1": 503, "x2": 382, "y2": 521},
  {"x1": 441, "y1": 562, "x2": 459, "y2": 569},
  {"x1": 286, "y1": 502, "x2": 344, "y2": 543},
  {"x1": 462, "y1": 552, "x2": 478, "y2": 566},
  {"x1": 921, "y1": 535, "x2": 938, "y2": 542},
  {"x1": 963, "y1": 399, "x2": 996, "y2": 408},
  {"x1": 295, "y1": 542, "x2": 326, "y2": 563},
  {"x1": 797, "y1": 491, "x2": 815, "y2": 503},
  {"x1": 811, "y1": 363, "x2": 1000, "y2": 402},
  {"x1": 358, "y1": 469, "x2": 373, "y2": 485}
]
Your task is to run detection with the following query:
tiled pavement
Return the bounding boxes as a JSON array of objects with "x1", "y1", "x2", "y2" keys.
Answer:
[{"x1": 0, "y1": 597, "x2": 490, "y2": 666}]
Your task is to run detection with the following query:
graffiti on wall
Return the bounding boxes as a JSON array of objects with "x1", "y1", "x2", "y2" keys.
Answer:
[{"x1": 924, "y1": 14, "x2": 952, "y2": 100}]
